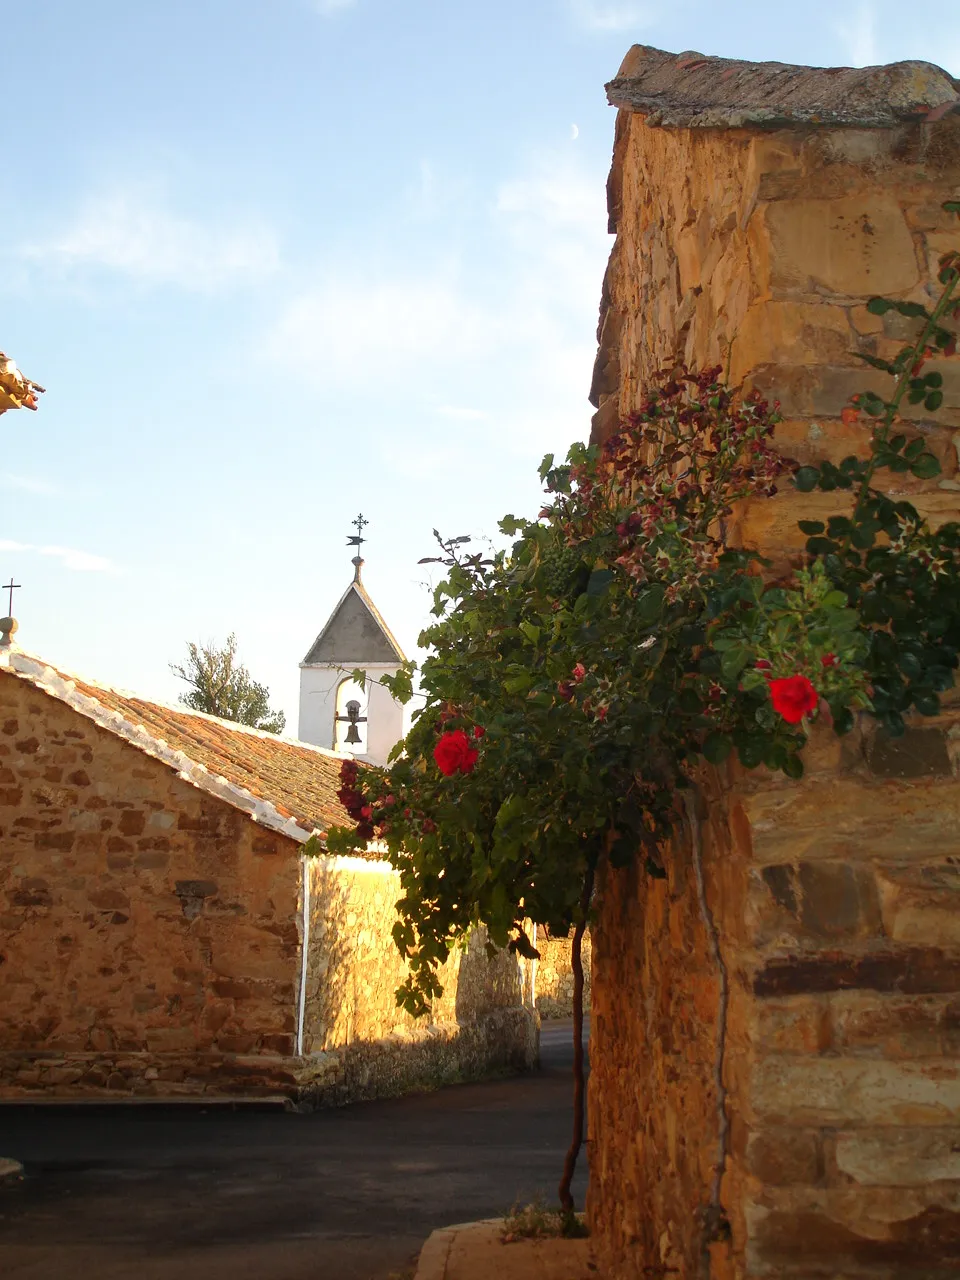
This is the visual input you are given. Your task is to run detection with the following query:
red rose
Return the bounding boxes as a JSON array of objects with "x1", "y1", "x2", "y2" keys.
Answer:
[
  {"x1": 821, "y1": 653, "x2": 838, "y2": 668},
  {"x1": 422, "y1": 818, "x2": 436, "y2": 834},
  {"x1": 360, "y1": 805, "x2": 373, "y2": 820},
  {"x1": 384, "y1": 794, "x2": 396, "y2": 806},
  {"x1": 755, "y1": 659, "x2": 772, "y2": 673},
  {"x1": 355, "y1": 821, "x2": 375, "y2": 841},
  {"x1": 433, "y1": 729, "x2": 479, "y2": 777},
  {"x1": 769, "y1": 675, "x2": 819, "y2": 724},
  {"x1": 473, "y1": 725, "x2": 486, "y2": 739},
  {"x1": 572, "y1": 663, "x2": 587, "y2": 683},
  {"x1": 557, "y1": 681, "x2": 575, "y2": 702}
]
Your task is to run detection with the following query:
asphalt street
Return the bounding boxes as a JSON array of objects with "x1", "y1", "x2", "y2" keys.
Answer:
[{"x1": 0, "y1": 1019, "x2": 589, "y2": 1280}]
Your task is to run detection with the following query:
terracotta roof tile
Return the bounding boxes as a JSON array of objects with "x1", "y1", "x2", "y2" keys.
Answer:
[{"x1": 1, "y1": 650, "x2": 360, "y2": 844}]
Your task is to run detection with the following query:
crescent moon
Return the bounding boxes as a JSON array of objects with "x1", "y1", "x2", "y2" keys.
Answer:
[{"x1": 570, "y1": 123, "x2": 579, "y2": 140}]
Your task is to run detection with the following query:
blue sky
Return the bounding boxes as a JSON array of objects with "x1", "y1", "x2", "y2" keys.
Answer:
[{"x1": 3, "y1": 0, "x2": 959, "y2": 727}]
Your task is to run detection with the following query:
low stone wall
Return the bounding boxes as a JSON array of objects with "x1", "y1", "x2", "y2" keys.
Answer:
[
  {"x1": 297, "y1": 856, "x2": 538, "y2": 1104},
  {"x1": 534, "y1": 928, "x2": 592, "y2": 1019}
]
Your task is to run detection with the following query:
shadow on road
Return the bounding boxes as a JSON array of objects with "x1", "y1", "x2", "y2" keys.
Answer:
[{"x1": 0, "y1": 1019, "x2": 589, "y2": 1280}]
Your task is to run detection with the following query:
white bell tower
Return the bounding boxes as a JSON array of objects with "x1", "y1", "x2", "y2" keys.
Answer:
[{"x1": 297, "y1": 517, "x2": 408, "y2": 767}]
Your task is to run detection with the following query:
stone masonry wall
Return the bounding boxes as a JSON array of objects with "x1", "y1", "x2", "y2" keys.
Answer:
[
  {"x1": 298, "y1": 857, "x2": 538, "y2": 1104},
  {"x1": 588, "y1": 61, "x2": 960, "y2": 1280},
  {"x1": 0, "y1": 670, "x2": 302, "y2": 1097},
  {"x1": 593, "y1": 88, "x2": 960, "y2": 564},
  {"x1": 534, "y1": 927, "x2": 592, "y2": 1019}
]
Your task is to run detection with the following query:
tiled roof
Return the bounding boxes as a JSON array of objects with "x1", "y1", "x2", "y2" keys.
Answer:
[
  {"x1": 0, "y1": 648, "x2": 356, "y2": 845},
  {"x1": 607, "y1": 46, "x2": 960, "y2": 130}
]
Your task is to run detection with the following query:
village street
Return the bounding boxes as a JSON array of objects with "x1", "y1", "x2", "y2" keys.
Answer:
[{"x1": 0, "y1": 1020, "x2": 588, "y2": 1280}]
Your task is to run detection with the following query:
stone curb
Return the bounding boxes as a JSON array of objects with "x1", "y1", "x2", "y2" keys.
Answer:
[
  {"x1": 0, "y1": 1158, "x2": 24, "y2": 1185},
  {"x1": 414, "y1": 1218, "x2": 593, "y2": 1280},
  {"x1": 414, "y1": 1220, "x2": 502, "y2": 1280}
]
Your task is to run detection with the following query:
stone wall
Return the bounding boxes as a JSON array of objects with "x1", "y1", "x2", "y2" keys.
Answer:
[
  {"x1": 587, "y1": 48, "x2": 960, "y2": 1280},
  {"x1": 534, "y1": 927, "x2": 592, "y2": 1019},
  {"x1": 297, "y1": 856, "x2": 538, "y2": 1104},
  {"x1": 0, "y1": 668, "x2": 303, "y2": 1097}
]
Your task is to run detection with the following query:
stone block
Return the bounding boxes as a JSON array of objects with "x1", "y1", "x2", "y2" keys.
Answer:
[
  {"x1": 876, "y1": 863, "x2": 960, "y2": 948},
  {"x1": 747, "y1": 1126, "x2": 822, "y2": 1185},
  {"x1": 754, "y1": 949, "x2": 960, "y2": 998},
  {"x1": 748, "y1": 862, "x2": 881, "y2": 948},
  {"x1": 750, "y1": 996, "x2": 830, "y2": 1054},
  {"x1": 750, "y1": 1055, "x2": 960, "y2": 1126},
  {"x1": 749, "y1": 1197, "x2": 960, "y2": 1273},
  {"x1": 730, "y1": 301, "x2": 853, "y2": 383},
  {"x1": 831, "y1": 993, "x2": 956, "y2": 1058},
  {"x1": 867, "y1": 727, "x2": 953, "y2": 780},
  {"x1": 763, "y1": 196, "x2": 920, "y2": 297},
  {"x1": 835, "y1": 1127, "x2": 960, "y2": 1187}
]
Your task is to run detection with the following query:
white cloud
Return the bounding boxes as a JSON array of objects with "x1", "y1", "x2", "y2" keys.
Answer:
[
  {"x1": 267, "y1": 271, "x2": 494, "y2": 382},
  {"x1": 1, "y1": 473, "x2": 56, "y2": 496},
  {"x1": 265, "y1": 148, "x2": 610, "y2": 461},
  {"x1": 569, "y1": 0, "x2": 650, "y2": 31},
  {"x1": 21, "y1": 187, "x2": 279, "y2": 291},
  {"x1": 435, "y1": 405, "x2": 488, "y2": 421},
  {"x1": 0, "y1": 539, "x2": 117, "y2": 573},
  {"x1": 835, "y1": 1, "x2": 879, "y2": 67}
]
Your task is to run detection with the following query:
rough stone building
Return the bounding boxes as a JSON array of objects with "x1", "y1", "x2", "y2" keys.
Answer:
[
  {"x1": 587, "y1": 47, "x2": 960, "y2": 1279},
  {"x1": 0, "y1": 642, "x2": 536, "y2": 1101}
]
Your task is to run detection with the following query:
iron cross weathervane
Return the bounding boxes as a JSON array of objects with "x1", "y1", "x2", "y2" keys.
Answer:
[
  {"x1": 346, "y1": 513, "x2": 368, "y2": 550},
  {"x1": 347, "y1": 514, "x2": 368, "y2": 583},
  {"x1": 3, "y1": 578, "x2": 20, "y2": 617}
]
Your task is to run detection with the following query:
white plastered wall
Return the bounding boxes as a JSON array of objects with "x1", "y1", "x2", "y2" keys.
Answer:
[{"x1": 298, "y1": 662, "x2": 407, "y2": 766}]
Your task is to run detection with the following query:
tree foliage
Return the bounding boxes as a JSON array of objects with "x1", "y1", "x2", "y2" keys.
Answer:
[{"x1": 171, "y1": 634, "x2": 286, "y2": 734}]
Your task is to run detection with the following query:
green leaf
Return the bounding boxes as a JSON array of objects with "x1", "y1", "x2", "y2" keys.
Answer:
[
  {"x1": 720, "y1": 646, "x2": 750, "y2": 681},
  {"x1": 538, "y1": 453, "x2": 555, "y2": 481},
  {"x1": 737, "y1": 738, "x2": 767, "y2": 769},
  {"x1": 894, "y1": 301, "x2": 929, "y2": 318},
  {"x1": 586, "y1": 568, "x2": 615, "y2": 597},
  {"x1": 925, "y1": 390, "x2": 944, "y2": 413},
  {"x1": 866, "y1": 297, "x2": 893, "y2": 315},
  {"x1": 503, "y1": 673, "x2": 534, "y2": 695},
  {"x1": 823, "y1": 590, "x2": 849, "y2": 609},
  {"x1": 782, "y1": 754, "x2": 804, "y2": 780},
  {"x1": 702, "y1": 732, "x2": 732, "y2": 764},
  {"x1": 913, "y1": 690, "x2": 941, "y2": 717},
  {"x1": 910, "y1": 453, "x2": 941, "y2": 479},
  {"x1": 794, "y1": 466, "x2": 820, "y2": 493},
  {"x1": 798, "y1": 520, "x2": 825, "y2": 535}
]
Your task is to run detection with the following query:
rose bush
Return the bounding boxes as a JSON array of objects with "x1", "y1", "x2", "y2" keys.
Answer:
[{"x1": 311, "y1": 201, "x2": 960, "y2": 1212}]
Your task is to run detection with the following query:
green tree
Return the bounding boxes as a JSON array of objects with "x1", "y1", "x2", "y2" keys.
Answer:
[{"x1": 171, "y1": 634, "x2": 286, "y2": 734}]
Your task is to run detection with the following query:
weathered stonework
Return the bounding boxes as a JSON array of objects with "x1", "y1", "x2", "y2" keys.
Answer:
[
  {"x1": 0, "y1": 667, "x2": 537, "y2": 1102},
  {"x1": 534, "y1": 928, "x2": 592, "y2": 1019},
  {"x1": 587, "y1": 45, "x2": 960, "y2": 1280}
]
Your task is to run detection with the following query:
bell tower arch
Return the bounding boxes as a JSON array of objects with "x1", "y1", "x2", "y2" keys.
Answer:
[{"x1": 297, "y1": 517, "x2": 407, "y2": 766}]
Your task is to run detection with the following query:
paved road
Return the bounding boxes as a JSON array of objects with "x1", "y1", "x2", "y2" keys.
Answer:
[{"x1": 0, "y1": 1020, "x2": 589, "y2": 1280}]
